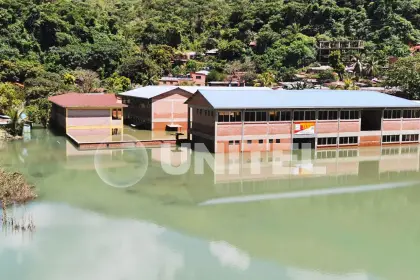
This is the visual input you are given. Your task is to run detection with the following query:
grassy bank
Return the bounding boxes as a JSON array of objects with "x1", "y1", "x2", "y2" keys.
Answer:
[{"x1": 0, "y1": 168, "x2": 37, "y2": 209}]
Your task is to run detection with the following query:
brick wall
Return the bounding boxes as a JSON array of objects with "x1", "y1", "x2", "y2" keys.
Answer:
[
  {"x1": 360, "y1": 135, "x2": 381, "y2": 147},
  {"x1": 382, "y1": 120, "x2": 401, "y2": 131},
  {"x1": 339, "y1": 121, "x2": 360, "y2": 132},
  {"x1": 316, "y1": 121, "x2": 339, "y2": 133},
  {"x1": 402, "y1": 120, "x2": 420, "y2": 130},
  {"x1": 152, "y1": 89, "x2": 191, "y2": 130}
]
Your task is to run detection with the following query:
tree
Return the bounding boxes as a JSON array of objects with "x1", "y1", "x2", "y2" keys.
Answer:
[
  {"x1": 343, "y1": 78, "x2": 360, "y2": 90},
  {"x1": 26, "y1": 98, "x2": 51, "y2": 128},
  {"x1": 364, "y1": 57, "x2": 380, "y2": 77},
  {"x1": 119, "y1": 53, "x2": 161, "y2": 85},
  {"x1": 72, "y1": 69, "x2": 101, "y2": 93},
  {"x1": 318, "y1": 70, "x2": 337, "y2": 84},
  {"x1": 329, "y1": 51, "x2": 345, "y2": 81},
  {"x1": 0, "y1": 83, "x2": 24, "y2": 113},
  {"x1": 105, "y1": 74, "x2": 131, "y2": 93},
  {"x1": 254, "y1": 72, "x2": 277, "y2": 87},
  {"x1": 5, "y1": 103, "x2": 25, "y2": 136},
  {"x1": 386, "y1": 55, "x2": 420, "y2": 99}
]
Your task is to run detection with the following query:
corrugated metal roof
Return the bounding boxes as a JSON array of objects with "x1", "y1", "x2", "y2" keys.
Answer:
[
  {"x1": 195, "y1": 89, "x2": 420, "y2": 109},
  {"x1": 118, "y1": 86, "x2": 272, "y2": 99},
  {"x1": 48, "y1": 93, "x2": 126, "y2": 108}
]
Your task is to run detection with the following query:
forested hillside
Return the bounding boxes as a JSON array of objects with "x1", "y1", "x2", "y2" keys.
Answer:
[{"x1": 1, "y1": 0, "x2": 420, "y2": 125}]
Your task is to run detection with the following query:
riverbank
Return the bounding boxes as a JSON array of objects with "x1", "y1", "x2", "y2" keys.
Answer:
[
  {"x1": 0, "y1": 129, "x2": 22, "y2": 142},
  {"x1": 0, "y1": 168, "x2": 37, "y2": 208}
]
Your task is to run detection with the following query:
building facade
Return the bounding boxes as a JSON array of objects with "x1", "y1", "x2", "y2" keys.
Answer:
[
  {"x1": 186, "y1": 89, "x2": 420, "y2": 153},
  {"x1": 159, "y1": 72, "x2": 207, "y2": 86},
  {"x1": 49, "y1": 93, "x2": 125, "y2": 137},
  {"x1": 119, "y1": 86, "x2": 272, "y2": 133}
]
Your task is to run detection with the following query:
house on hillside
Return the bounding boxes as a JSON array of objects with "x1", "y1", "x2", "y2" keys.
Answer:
[
  {"x1": 186, "y1": 89, "x2": 420, "y2": 153},
  {"x1": 48, "y1": 93, "x2": 126, "y2": 138},
  {"x1": 159, "y1": 72, "x2": 207, "y2": 86},
  {"x1": 118, "y1": 86, "x2": 271, "y2": 133}
]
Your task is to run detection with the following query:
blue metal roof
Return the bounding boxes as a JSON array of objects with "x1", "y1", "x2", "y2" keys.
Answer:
[
  {"x1": 196, "y1": 89, "x2": 420, "y2": 109},
  {"x1": 119, "y1": 86, "x2": 272, "y2": 99}
]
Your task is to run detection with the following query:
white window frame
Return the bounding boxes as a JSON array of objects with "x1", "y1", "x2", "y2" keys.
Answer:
[
  {"x1": 383, "y1": 109, "x2": 401, "y2": 119},
  {"x1": 382, "y1": 134, "x2": 400, "y2": 143},
  {"x1": 339, "y1": 110, "x2": 359, "y2": 120},
  {"x1": 318, "y1": 110, "x2": 338, "y2": 120},
  {"x1": 339, "y1": 136, "x2": 358, "y2": 145},
  {"x1": 401, "y1": 134, "x2": 419, "y2": 142},
  {"x1": 293, "y1": 110, "x2": 316, "y2": 121},
  {"x1": 402, "y1": 110, "x2": 420, "y2": 119},
  {"x1": 317, "y1": 137, "x2": 337, "y2": 146}
]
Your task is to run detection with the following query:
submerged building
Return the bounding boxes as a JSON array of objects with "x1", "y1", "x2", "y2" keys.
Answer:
[
  {"x1": 185, "y1": 89, "x2": 420, "y2": 153},
  {"x1": 48, "y1": 93, "x2": 126, "y2": 138},
  {"x1": 118, "y1": 86, "x2": 271, "y2": 133}
]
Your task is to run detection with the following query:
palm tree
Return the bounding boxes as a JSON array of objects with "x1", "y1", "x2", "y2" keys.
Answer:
[
  {"x1": 254, "y1": 72, "x2": 277, "y2": 87},
  {"x1": 343, "y1": 78, "x2": 359, "y2": 90},
  {"x1": 364, "y1": 57, "x2": 380, "y2": 78},
  {"x1": 5, "y1": 103, "x2": 25, "y2": 136}
]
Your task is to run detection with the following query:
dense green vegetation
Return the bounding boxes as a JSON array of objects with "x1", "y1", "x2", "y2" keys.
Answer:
[{"x1": 0, "y1": 0, "x2": 420, "y2": 126}]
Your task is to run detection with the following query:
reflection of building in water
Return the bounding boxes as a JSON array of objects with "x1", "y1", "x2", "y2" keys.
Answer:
[{"x1": 202, "y1": 146, "x2": 420, "y2": 199}]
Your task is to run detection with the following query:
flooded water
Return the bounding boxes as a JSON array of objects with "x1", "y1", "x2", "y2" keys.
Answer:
[{"x1": 1, "y1": 129, "x2": 420, "y2": 280}]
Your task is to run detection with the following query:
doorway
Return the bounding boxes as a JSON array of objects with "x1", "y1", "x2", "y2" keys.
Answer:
[
  {"x1": 361, "y1": 110, "x2": 382, "y2": 131},
  {"x1": 292, "y1": 137, "x2": 315, "y2": 161},
  {"x1": 293, "y1": 137, "x2": 315, "y2": 150}
]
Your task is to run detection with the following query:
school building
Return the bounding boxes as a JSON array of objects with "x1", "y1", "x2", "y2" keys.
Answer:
[
  {"x1": 48, "y1": 93, "x2": 126, "y2": 138},
  {"x1": 118, "y1": 86, "x2": 271, "y2": 133},
  {"x1": 185, "y1": 89, "x2": 420, "y2": 153}
]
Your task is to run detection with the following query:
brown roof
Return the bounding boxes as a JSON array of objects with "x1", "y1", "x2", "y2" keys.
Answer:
[{"x1": 48, "y1": 93, "x2": 126, "y2": 108}]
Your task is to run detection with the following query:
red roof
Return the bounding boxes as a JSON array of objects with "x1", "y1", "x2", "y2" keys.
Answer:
[{"x1": 48, "y1": 93, "x2": 126, "y2": 108}]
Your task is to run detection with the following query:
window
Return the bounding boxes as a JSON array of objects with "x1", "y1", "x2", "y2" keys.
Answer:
[
  {"x1": 317, "y1": 137, "x2": 337, "y2": 146},
  {"x1": 339, "y1": 150, "x2": 358, "y2": 158},
  {"x1": 317, "y1": 150, "x2": 337, "y2": 159},
  {"x1": 218, "y1": 111, "x2": 229, "y2": 122},
  {"x1": 205, "y1": 110, "x2": 207, "y2": 116},
  {"x1": 245, "y1": 111, "x2": 255, "y2": 121},
  {"x1": 256, "y1": 111, "x2": 267, "y2": 121},
  {"x1": 244, "y1": 111, "x2": 266, "y2": 122},
  {"x1": 339, "y1": 136, "x2": 358, "y2": 145},
  {"x1": 247, "y1": 140, "x2": 252, "y2": 144},
  {"x1": 269, "y1": 111, "x2": 291, "y2": 121},
  {"x1": 403, "y1": 110, "x2": 420, "y2": 118},
  {"x1": 218, "y1": 111, "x2": 241, "y2": 122},
  {"x1": 382, "y1": 135, "x2": 400, "y2": 143},
  {"x1": 384, "y1": 110, "x2": 401, "y2": 119},
  {"x1": 112, "y1": 109, "x2": 122, "y2": 120},
  {"x1": 258, "y1": 140, "x2": 264, "y2": 144},
  {"x1": 195, "y1": 76, "x2": 202, "y2": 79},
  {"x1": 235, "y1": 140, "x2": 240, "y2": 144},
  {"x1": 229, "y1": 140, "x2": 234, "y2": 145},
  {"x1": 293, "y1": 111, "x2": 315, "y2": 121},
  {"x1": 276, "y1": 139, "x2": 281, "y2": 143},
  {"x1": 382, "y1": 147, "x2": 399, "y2": 155},
  {"x1": 199, "y1": 109, "x2": 203, "y2": 115},
  {"x1": 111, "y1": 128, "x2": 120, "y2": 135},
  {"x1": 269, "y1": 111, "x2": 280, "y2": 121},
  {"x1": 211, "y1": 111, "x2": 214, "y2": 117},
  {"x1": 402, "y1": 134, "x2": 419, "y2": 142},
  {"x1": 269, "y1": 139, "x2": 273, "y2": 143},
  {"x1": 318, "y1": 111, "x2": 338, "y2": 120},
  {"x1": 230, "y1": 111, "x2": 241, "y2": 122},
  {"x1": 401, "y1": 146, "x2": 418, "y2": 154},
  {"x1": 340, "y1": 110, "x2": 359, "y2": 120}
]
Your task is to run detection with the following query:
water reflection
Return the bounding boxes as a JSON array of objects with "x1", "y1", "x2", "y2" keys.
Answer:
[
  {"x1": 0, "y1": 203, "x2": 378, "y2": 280},
  {"x1": 1, "y1": 130, "x2": 420, "y2": 279}
]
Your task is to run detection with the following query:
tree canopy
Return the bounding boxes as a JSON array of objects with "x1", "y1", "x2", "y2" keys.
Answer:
[{"x1": 1, "y1": 0, "x2": 420, "y2": 123}]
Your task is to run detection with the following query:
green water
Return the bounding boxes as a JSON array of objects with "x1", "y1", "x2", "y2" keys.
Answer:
[{"x1": 1, "y1": 129, "x2": 420, "y2": 280}]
